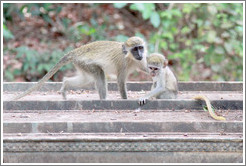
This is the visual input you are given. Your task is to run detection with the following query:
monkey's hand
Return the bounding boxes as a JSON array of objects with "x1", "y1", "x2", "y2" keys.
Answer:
[{"x1": 138, "y1": 97, "x2": 148, "y2": 106}]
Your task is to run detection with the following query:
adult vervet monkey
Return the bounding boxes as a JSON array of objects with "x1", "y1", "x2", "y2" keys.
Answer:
[{"x1": 14, "y1": 36, "x2": 148, "y2": 100}]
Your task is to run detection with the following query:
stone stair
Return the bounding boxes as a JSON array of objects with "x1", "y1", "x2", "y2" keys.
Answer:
[{"x1": 2, "y1": 82, "x2": 244, "y2": 163}]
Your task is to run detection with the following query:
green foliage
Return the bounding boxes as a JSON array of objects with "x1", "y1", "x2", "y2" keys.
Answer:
[
  {"x1": 3, "y1": 3, "x2": 62, "y2": 40},
  {"x1": 20, "y1": 3, "x2": 62, "y2": 24},
  {"x1": 3, "y1": 3, "x2": 23, "y2": 21},
  {"x1": 4, "y1": 46, "x2": 74, "y2": 81},
  {"x1": 112, "y1": 3, "x2": 243, "y2": 81},
  {"x1": 150, "y1": 12, "x2": 160, "y2": 28},
  {"x1": 3, "y1": 3, "x2": 243, "y2": 82},
  {"x1": 66, "y1": 21, "x2": 107, "y2": 42},
  {"x1": 139, "y1": 3, "x2": 243, "y2": 81},
  {"x1": 3, "y1": 3, "x2": 62, "y2": 25},
  {"x1": 114, "y1": 3, "x2": 160, "y2": 27}
]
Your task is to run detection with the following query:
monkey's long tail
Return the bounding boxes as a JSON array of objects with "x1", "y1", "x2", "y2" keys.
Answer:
[
  {"x1": 193, "y1": 95, "x2": 226, "y2": 121},
  {"x1": 13, "y1": 53, "x2": 73, "y2": 100}
]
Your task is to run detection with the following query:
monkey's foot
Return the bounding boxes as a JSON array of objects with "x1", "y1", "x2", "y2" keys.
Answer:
[{"x1": 58, "y1": 90, "x2": 67, "y2": 100}]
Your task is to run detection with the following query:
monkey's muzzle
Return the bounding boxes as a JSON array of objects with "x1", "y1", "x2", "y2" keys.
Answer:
[{"x1": 136, "y1": 57, "x2": 143, "y2": 60}]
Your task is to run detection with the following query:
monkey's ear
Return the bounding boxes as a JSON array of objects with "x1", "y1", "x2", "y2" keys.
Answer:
[
  {"x1": 164, "y1": 59, "x2": 168, "y2": 67},
  {"x1": 122, "y1": 45, "x2": 128, "y2": 55}
]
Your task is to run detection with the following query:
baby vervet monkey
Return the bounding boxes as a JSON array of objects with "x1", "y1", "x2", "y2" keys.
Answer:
[{"x1": 139, "y1": 53, "x2": 178, "y2": 105}]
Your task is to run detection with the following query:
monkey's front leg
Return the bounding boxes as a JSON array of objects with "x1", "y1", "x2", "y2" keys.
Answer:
[
  {"x1": 138, "y1": 87, "x2": 164, "y2": 105},
  {"x1": 117, "y1": 73, "x2": 127, "y2": 99}
]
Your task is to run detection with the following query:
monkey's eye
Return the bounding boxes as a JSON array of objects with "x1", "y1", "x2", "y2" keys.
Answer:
[
  {"x1": 138, "y1": 46, "x2": 144, "y2": 50},
  {"x1": 132, "y1": 47, "x2": 138, "y2": 52}
]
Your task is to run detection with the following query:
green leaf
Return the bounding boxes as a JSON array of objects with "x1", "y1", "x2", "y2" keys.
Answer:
[
  {"x1": 3, "y1": 24, "x2": 14, "y2": 39},
  {"x1": 214, "y1": 46, "x2": 225, "y2": 55},
  {"x1": 211, "y1": 64, "x2": 220, "y2": 72},
  {"x1": 207, "y1": 30, "x2": 217, "y2": 43},
  {"x1": 15, "y1": 46, "x2": 29, "y2": 58},
  {"x1": 160, "y1": 11, "x2": 172, "y2": 19},
  {"x1": 183, "y1": 4, "x2": 192, "y2": 14},
  {"x1": 113, "y1": 3, "x2": 127, "y2": 8},
  {"x1": 161, "y1": 32, "x2": 173, "y2": 41},
  {"x1": 13, "y1": 69, "x2": 21, "y2": 75},
  {"x1": 150, "y1": 12, "x2": 160, "y2": 28},
  {"x1": 135, "y1": 32, "x2": 146, "y2": 40},
  {"x1": 203, "y1": 105, "x2": 215, "y2": 113},
  {"x1": 171, "y1": 9, "x2": 182, "y2": 18},
  {"x1": 133, "y1": 3, "x2": 145, "y2": 11},
  {"x1": 207, "y1": 5, "x2": 217, "y2": 15},
  {"x1": 4, "y1": 70, "x2": 14, "y2": 81},
  {"x1": 23, "y1": 63, "x2": 29, "y2": 71},
  {"x1": 181, "y1": 26, "x2": 190, "y2": 34},
  {"x1": 142, "y1": 3, "x2": 155, "y2": 19},
  {"x1": 224, "y1": 42, "x2": 233, "y2": 53},
  {"x1": 169, "y1": 53, "x2": 183, "y2": 59},
  {"x1": 43, "y1": 3, "x2": 52, "y2": 10},
  {"x1": 160, "y1": 41, "x2": 168, "y2": 50},
  {"x1": 142, "y1": 8, "x2": 152, "y2": 20},
  {"x1": 56, "y1": 6, "x2": 62, "y2": 13},
  {"x1": 42, "y1": 14, "x2": 53, "y2": 24},
  {"x1": 62, "y1": 18, "x2": 71, "y2": 29}
]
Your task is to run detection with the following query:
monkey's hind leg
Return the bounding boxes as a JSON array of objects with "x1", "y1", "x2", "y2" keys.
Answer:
[
  {"x1": 60, "y1": 72, "x2": 94, "y2": 100},
  {"x1": 92, "y1": 66, "x2": 107, "y2": 99},
  {"x1": 157, "y1": 90, "x2": 177, "y2": 99},
  {"x1": 78, "y1": 64, "x2": 107, "y2": 100}
]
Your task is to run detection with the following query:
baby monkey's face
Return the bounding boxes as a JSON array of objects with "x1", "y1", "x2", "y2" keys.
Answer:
[{"x1": 148, "y1": 65, "x2": 161, "y2": 77}]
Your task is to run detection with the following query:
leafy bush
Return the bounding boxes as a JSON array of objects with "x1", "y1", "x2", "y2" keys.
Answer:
[
  {"x1": 114, "y1": 3, "x2": 243, "y2": 81},
  {"x1": 3, "y1": 3, "x2": 243, "y2": 81},
  {"x1": 4, "y1": 46, "x2": 74, "y2": 81}
]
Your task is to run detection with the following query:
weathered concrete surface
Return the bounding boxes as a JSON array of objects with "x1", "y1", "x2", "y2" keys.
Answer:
[
  {"x1": 3, "y1": 110, "x2": 243, "y2": 133},
  {"x1": 3, "y1": 81, "x2": 243, "y2": 92},
  {"x1": 3, "y1": 99, "x2": 243, "y2": 110},
  {"x1": 3, "y1": 152, "x2": 243, "y2": 163},
  {"x1": 3, "y1": 121, "x2": 243, "y2": 133},
  {"x1": 3, "y1": 134, "x2": 243, "y2": 153},
  {"x1": 3, "y1": 90, "x2": 243, "y2": 101},
  {"x1": 2, "y1": 82, "x2": 244, "y2": 163},
  {"x1": 3, "y1": 133, "x2": 243, "y2": 163}
]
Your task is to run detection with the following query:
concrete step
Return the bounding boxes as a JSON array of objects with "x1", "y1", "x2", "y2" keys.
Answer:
[
  {"x1": 3, "y1": 99, "x2": 243, "y2": 110},
  {"x1": 3, "y1": 81, "x2": 243, "y2": 92},
  {"x1": 3, "y1": 110, "x2": 243, "y2": 133},
  {"x1": 3, "y1": 82, "x2": 243, "y2": 111},
  {"x1": 2, "y1": 82, "x2": 244, "y2": 163},
  {"x1": 3, "y1": 133, "x2": 243, "y2": 163}
]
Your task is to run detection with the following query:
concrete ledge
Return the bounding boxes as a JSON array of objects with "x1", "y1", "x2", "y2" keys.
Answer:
[
  {"x1": 3, "y1": 152, "x2": 243, "y2": 163},
  {"x1": 3, "y1": 121, "x2": 243, "y2": 133},
  {"x1": 3, "y1": 81, "x2": 243, "y2": 92},
  {"x1": 3, "y1": 99, "x2": 243, "y2": 110},
  {"x1": 3, "y1": 134, "x2": 243, "y2": 153},
  {"x1": 3, "y1": 133, "x2": 243, "y2": 163}
]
